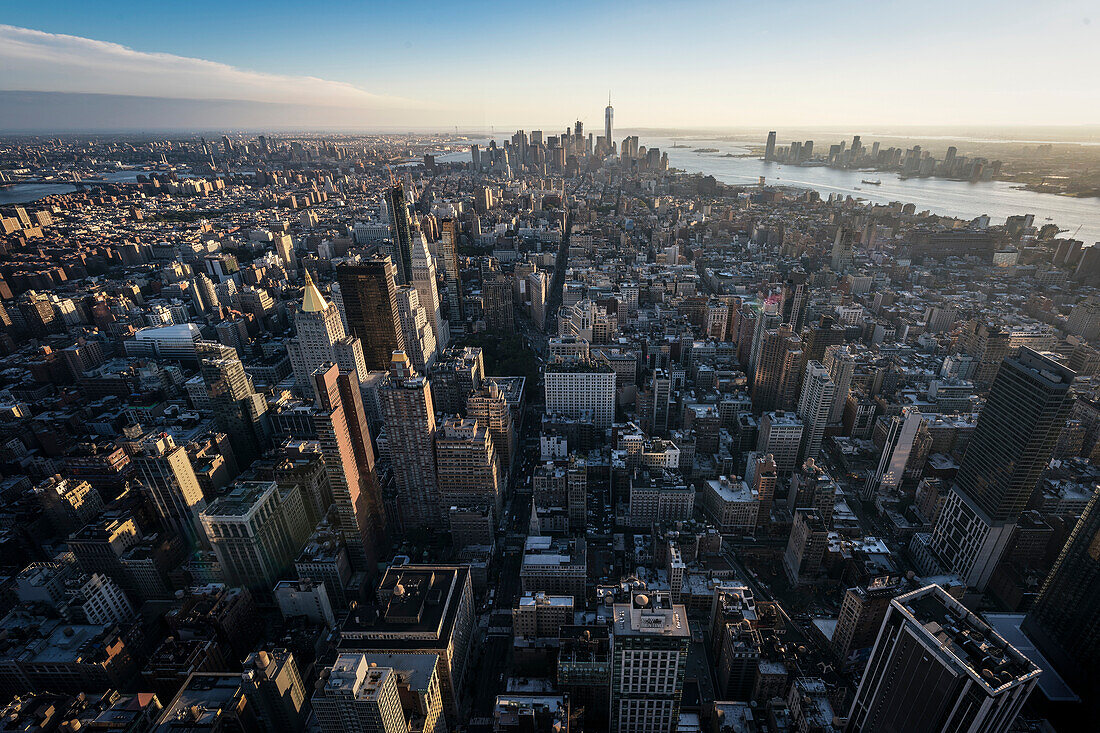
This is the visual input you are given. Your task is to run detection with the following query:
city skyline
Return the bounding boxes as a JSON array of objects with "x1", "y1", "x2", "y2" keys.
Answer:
[{"x1": 2, "y1": 0, "x2": 1099, "y2": 131}]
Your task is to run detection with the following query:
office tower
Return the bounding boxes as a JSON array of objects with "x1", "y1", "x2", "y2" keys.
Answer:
[
  {"x1": 484, "y1": 275, "x2": 515, "y2": 334},
  {"x1": 200, "y1": 481, "x2": 310, "y2": 594},
  {"x1": 313, "y1": 655, "x2": 408, "y2": 733},
  {"x1": 132, "y1": 433, "x2": 207, "y2": 545},
  {"x1": 34, "y1": 475, "x2": 104, "y2": 536},
  {"x1": 340, "y1": 564, "x2": 474, "y2": 726},
  {"x1": 751, "y1": 453, "x2": 778, "y2": 530},
  {"x1": 832, "y1": 576, "x2": 902, "y2": 670},
  {"x1": 435, "y1": 416, "x2": 502, "y2": 515},
  {"x1": 544, "y1": 360, "x2": 617, "y2": 429},
  {"x1": 558, "y1": 626, "x2": 611, "y2": 729},
  {"x1": 757, "y1": 411, "x2": 804, "y2": 475},
  {"x1": 650, "y1": 368, "x2": 674, "y2": 435},
  {"x1": 824, "y1": 345, "x2": 856, "y2": 423},
  {"x1": 783, "y1": 509, "x2": 828, "y2": 585},
  {"x1": 289, "y1": 270, "x2": 370, "y2": 398},
  {"x1": 605, "y1": 94, "x2": 614, "y2": 153},
  {"x1": 831, "y1": 229, "x2": 855, "y2": 272},
  {"x1": 1021, "y1": 491, "x2": 1100, "y2": 698},
  {"x1": 241, "y1": 649, "x2": 308, "y2": 733},
  {"x1": 804, "y1": 316, "x2": 845, "y2": 363},
  {"x1": 710, "y1": 583, "x2": 761, "y2": 702},
  {"x1": 200, "y1": 344, "x2": 270, "y2": 467},
  {"x1": 429, "y1": 345, "x2": 485, "y2": 415},
  {"x1": 931, "y1": 349, "x2": 1074, "y2": 589},
  {"x1": 764, "y1": 131, "x2": 777, "y2": 161},
  {"x1": 782, "y1": 281, "x2": 808, "y2": 333},
  {"x1": 796, "y1": 361, "x2": 835, "y2": 463},
  {"x1": 467, "y1": 382, "x2": 517, "y2": 474},
  {"x1": 273, "y1": 232, "x2": 296, "y2": 276},
  {"x1": 748, "y1": 298, "x2": 781, "y2": 377},
  {"x1": 751, "y1": 324, "x2": 802, "y2": 413},
  {"x1": 410, "y1": 233, "x2": 447, "y2": 349},
  {"x1": 396, "y1": 286, "x2": 438, "y2": 372},
  {"x1": 336, "y1": 258, "x2": 406, "y2": 371},
  {"x1": 527, "y1": 270, "x2": 549, "y2": 331},
  {"x1": 863, "y1": 408, "x2": 923, "y2": 501},
  {"x1": 611, "y1": 591, "x2": 690, "y2": 733},
  {"x1": 274, "y1": 578, "x2": 337, "y2": 628},
  {"x1": 1066, "y1": 295, "x2": 1100, "y2": 340},
  {"x1": 313, "y1": 363, "x2": 387, "y2": 571},
  {"x1": 379, "y1": 352, "x2": 442, "y2": 532},
  {"x1": 439, "y1": 218, "x2": 464, "y2": 328},
  {"x1": 846, "y1": 585, "x2": 1039, "y2": 733},
  {"x1": 387, "y1": 183, "x2": 414, "y2": 284}
]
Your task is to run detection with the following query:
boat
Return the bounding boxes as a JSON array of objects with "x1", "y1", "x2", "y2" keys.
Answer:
[
  {"x1": 854, "y1": 186, "x2": 862, "y2": 190},
  {"x1": 861, "y1": 179, "x2": 882, "y2": 185}
]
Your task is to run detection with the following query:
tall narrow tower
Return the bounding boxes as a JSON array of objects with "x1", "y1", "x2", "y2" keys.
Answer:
[{"x1": 605, "y1": 93, "x2": 614, "y2": 153}]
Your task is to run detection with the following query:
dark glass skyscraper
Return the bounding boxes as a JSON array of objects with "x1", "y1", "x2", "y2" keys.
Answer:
[
  {"x1": 1022, "y1": 491, "x2": 1100, "y2": 697},
  {"x1": 930, "y1": 347, "x2": 1075, "y2": 589},
  {"x1": 335, "y1": 258, "x2": 406, "y2": 371},
  {"x1": 387, "y1": 182, "x2": 413, "y2": 285},
  {"x1": 953, "y1": 347, "x2": 1074, "y2": 522}
]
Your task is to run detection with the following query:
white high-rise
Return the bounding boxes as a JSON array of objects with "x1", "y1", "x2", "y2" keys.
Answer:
[
  {"x1": 796, "y1": 361, "x2": 835, "y2": 463},
  {"x1": 411, "y1": 233, "x2": 447, "y2": 349},
  {"x1": 544, "y1": 361, "x2": 616, "y2": 429},
  {"x1": 312, "y1": 654, "x2": 408, "y2": 733},
  {"x1": 288, "y1": 271, "x2": 370, "y2": 398},
  {"x1": 396, "y1": 286, "x2": 438, "y2": 373}
]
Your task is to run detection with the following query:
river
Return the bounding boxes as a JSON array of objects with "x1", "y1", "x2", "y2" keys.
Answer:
[{"x1": 438, "y1": 136, "x2": 1100, "y2": 245}]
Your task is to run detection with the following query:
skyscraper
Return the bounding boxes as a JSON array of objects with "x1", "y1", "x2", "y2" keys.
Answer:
[
  {"x1": 796, "y1": 361, "x2": 835, "y2": 463},
  {"x1": 467, "y1": 382, "x2": 517, "y2": 475},
  {"x1": 1021, "y1": 490, "x2": 1100, "y2": 699},
  {"x1": 846, "y1": 584, "x2": 1039, "y2": 733},
  {"x1": 484, "y1": 275, "x2": 514, "y2": 334},
  {"x1": 823, "y1": 345, "x2": 855, "y2": 423},
  {"x1": 764, "y1": 131, "x2": 777, "y2": 161},
  {"x1": 132, "y1": 433, "x2": 207, "y2": 546},
  {"x1": 336, "y1": 258, "x2": 406, "y2": 371},
  {"x1": 611, "y1": 591, "x2": 690, "y2": 733},
  {"x1": 378, "y1": 352, "x2": 442, "y2": 532},
  {"x1": 313, "y1": 363, "x2": 387, "y2": 572},
  {"x1": 863, "y1": 407, "x2": 923, "y2": 501},
  {"x1": 200, "y1": 480, "x2": 310, "y2": 594},
  {"x1": 395, "y1": 286, "x2": 438, "y2": 373},
  {"x1": 288, "y1": 270, "x2": 369, "y2": 398},
  {"x1": 931, "y1": 348, "x2": 1074, "y2": 589},
  {"x1": 312, "y1": 655, "x2": 408, "y2": 733},
  {"x1": 200, "y1": 342, "x2": 270, "y2": 467},
  {"x1": 387, "y1": 182, "x2": 414, "y2": 285},
  {"x1": 410, "y1": 232, "x2": 447, "y2": 349},
  {"x1": 605, "y1": 94, "x2": 614, "y2": 154},
  {"x1": 438, "y1": 218, "x2": 464, "y2": 330},
  {"x1": 241, "y1": 649, "x2": 309, "y2": 733},
  {"x1": 435, "y1": 416, "x2": 502, "y2": 516}
]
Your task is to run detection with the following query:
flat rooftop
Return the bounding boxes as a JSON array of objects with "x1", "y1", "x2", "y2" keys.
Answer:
[{"x1": 895, "y1": 585, "x2": 1040, "y2": 694}]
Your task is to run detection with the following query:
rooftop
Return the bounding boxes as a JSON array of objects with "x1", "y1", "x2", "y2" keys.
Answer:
[{"x1": 895, "y1": 584, "x2": 1040, "y2": 693}]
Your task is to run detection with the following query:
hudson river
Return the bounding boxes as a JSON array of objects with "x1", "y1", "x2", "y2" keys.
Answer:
[{"x1": 440, "y1": 136, "x2": 1100, "y2": 245}]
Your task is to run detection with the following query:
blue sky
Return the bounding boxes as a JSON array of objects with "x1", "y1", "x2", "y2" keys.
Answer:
[{"x1": 1, "y1": 0, "x2": 1097, "y2": 129}]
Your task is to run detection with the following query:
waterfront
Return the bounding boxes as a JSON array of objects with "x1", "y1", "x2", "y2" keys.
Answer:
[{"x1": 439, "y1": 136, "x2": 1100, "y2": 245}]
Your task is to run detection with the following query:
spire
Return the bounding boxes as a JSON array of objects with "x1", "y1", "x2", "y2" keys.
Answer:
[
  {"x1": 528, "y1": 496, "x2": 541, "y2": 537},
  {"x1": 301, "y1": 269, "x2": 328, "y2": 313}
]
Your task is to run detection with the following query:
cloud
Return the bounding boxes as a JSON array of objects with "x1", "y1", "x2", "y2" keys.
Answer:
[{"x1": 0, "y1": 24, "x2": 420, "y2": 110}]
